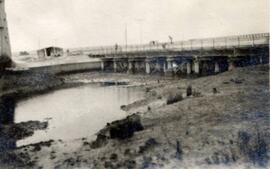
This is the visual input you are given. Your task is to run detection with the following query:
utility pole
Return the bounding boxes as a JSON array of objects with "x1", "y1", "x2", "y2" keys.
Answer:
[
  {"x1": 38, "y1": 38, "x2": 41, "y2": 49},
  {"x1": 54, "y1": 39, "x2": 57, "y2": 47},
  {"x1": 125, "y1": 23, "x2": 128, "y2": 51},
  {"x1": 0, "y1": 0, "x2": 12, "y2": 68},
  {"x1": 135, "y1": 18, "x2": 143, "y2": 45},
  {"x1": 139, "y1": 23, "x2": 142, "y2": 45}
]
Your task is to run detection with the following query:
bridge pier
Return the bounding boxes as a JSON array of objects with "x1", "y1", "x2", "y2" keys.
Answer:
[
  {"x1": 167, "y1": 58, "x2": 173, "y2": 70},
  {"x1": 214, "y1": 61, "x2": 220, "y2": 73},
  {"x1": 163, "y1": 62, "x2": 167, "y2": 73},
  {"x1": 193, "y1": 60, "x2": 200, "y2": 74},
  {"x1": 186, "y1": 61, "x2": 192, "y2": 75},
  {"x1": 113, "y1": 60, "x2": 117, "y2": 72},
  {"x1": 128, "y1": 60, "x2": 134, "y2": 74},
  {"x1": 145, "y1": 60, "x2": 151, "y2": 74},
  {"x1": 228, "y1": 56, "x2": 238, "y2": 71},
  {"x1": 145, "y1": 57, "x2": 158, "y2": 74},
  {"x1": 101, "y1": 61, "x2": 105, "y2": 71},
  {"x1": 259, "y1": 55, "x2": 263, "y2": 64},
  {"x1": 165, "y1": 57, "x2": 174, "y2": 76}
]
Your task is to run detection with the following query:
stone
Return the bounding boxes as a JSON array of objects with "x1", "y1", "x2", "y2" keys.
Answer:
[
  {"x1": 109, "y1": 114, "x2": 144, "y2": 140},
  {"x1": 186, "y1": 85, "x2": 192, "y2": 97}
]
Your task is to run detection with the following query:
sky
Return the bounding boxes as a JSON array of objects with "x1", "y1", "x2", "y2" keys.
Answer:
[{"x1": 6, "y1": 0, "x2": 270, "y2": 52}]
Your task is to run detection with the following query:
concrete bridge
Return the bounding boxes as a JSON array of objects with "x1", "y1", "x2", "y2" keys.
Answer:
[{"x1": 97, "y1": 33, "x2": 269, "y2": 76}]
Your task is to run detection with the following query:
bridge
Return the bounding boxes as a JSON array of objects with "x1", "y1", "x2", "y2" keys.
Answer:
[
  {"x1": 14, "y1": 33, "x2": 270, "y2": 76},
  {"x1": 84, "y1": 33, "x2": 269, "y2": 76}
]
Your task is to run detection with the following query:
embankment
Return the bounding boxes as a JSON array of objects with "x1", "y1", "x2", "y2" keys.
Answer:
[{"x1": 29, "y1": 61, "x2": 101, "y2": 75}]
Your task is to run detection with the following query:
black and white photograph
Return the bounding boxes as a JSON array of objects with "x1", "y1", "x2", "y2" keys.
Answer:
[{"x1": 0, "y1": 0, "x2": 269, "y2": 168}]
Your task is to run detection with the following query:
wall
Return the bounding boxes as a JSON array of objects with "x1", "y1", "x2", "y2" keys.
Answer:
[{"x1": 29, "y1": 61, "x2": 101, "y2": 74}]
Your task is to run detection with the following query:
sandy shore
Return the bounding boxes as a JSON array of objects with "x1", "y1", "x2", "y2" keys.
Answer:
[{"x1": 0, "y1": 65, "x2": 269, "y2": 169}]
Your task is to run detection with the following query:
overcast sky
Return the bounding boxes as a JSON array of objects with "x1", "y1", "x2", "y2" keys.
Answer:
[{"x1": 6, "y1": 0, "x2": 269, "y2": 52}]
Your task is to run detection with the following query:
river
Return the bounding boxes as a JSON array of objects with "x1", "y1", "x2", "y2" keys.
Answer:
[{"x1": 15, "y1": 84, "x2": 144, "y2": 146}]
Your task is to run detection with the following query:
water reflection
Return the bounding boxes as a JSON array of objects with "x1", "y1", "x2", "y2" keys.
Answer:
[
  {"x1": 0, "y1": 95, "x2": 15, "y2": 125},
  {"x1": 0, "y1": 95, "x2": 16, "y2": 152},
  {"x1": 15, "y1": 84, "x2": 144, "y2": 146}
]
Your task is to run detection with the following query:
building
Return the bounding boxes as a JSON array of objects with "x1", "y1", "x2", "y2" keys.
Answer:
[{"x1": 37, "y1": 47, "x2": 64, "y2": 58}]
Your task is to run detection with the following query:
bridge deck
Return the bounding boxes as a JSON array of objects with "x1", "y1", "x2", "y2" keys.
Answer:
[{"x1": 69, "y1": 33, "x2": 269, "y2": 57}]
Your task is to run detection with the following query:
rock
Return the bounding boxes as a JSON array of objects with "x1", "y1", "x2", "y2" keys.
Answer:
[
  {"x1": 104, "y1": 161, "x2": 114, "y2": 168},
  {"x1": 90, "y1": 134, "x2": 108, "y2": 149},
  {"x1": 110, "y1": 153, "x2": 118, "y2": 161},
  {"x1": 230, "y1": 78, "x2": 244, "y2": 84},
  {"x1": 213, "y1": 88, "x2": 218, "y2": 94},
  {"x1": 166, "y1": 92, "x2": 183, "y2": 105},
  {"x1": 192, "y1": 91, "x2": 202, "y2": 97},
  {"x1": 123, "y1": 160, "x2": 136, "y2": 169},
  {"x1": 91, "y1": 114, "x2": 144, "y2": 149},
  {"x1": 139, "y1": 138, "x2": 159, "y2": 154},
  {"x1": 145, "y1": 87, "x2": 152, "y2": 93},
  {"x1": 186, "y1": 85, "x2": 192, "y2": 97},
  {"x1": 109, "y1": 114, "x2": 144, "y2": 140},
  {"x1": 120, "y1": 105, "x2": 127, "y2": 110},
  {"x1": 124, "y1": 149, "x2": 131, "y2": 156}
]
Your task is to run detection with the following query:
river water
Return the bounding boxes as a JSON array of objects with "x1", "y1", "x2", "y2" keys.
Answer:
[{"x1": 15, "y1": 84, "x2": 144, "y2": 146}]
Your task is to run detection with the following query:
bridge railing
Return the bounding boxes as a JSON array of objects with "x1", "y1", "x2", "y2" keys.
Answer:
[{"x1": 68, "y1": 33, "x2": 269, "y2": 56}]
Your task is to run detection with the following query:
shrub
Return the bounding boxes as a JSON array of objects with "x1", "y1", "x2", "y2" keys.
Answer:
[
  {"x1": 166, "y1": 92, "x2": 183, "y2": 105},
  {"x1": 238, "y1": 129, "x2": 268, "y2": 167}
]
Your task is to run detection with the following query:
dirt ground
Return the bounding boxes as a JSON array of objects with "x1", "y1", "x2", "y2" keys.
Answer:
[{"x1": 0, "y1": 64, "x2": 269, "y2": 169}]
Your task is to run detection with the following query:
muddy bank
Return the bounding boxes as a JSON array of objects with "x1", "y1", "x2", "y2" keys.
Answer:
[
  {"x1": 0, "y1": 64, "x2": 269, "y2": 169},
  {"x1": 57, "y1": 65, "x2": 269, "y2": 169},
  {"x1": 0, "y1": 70, "x2": 64, "y2": 98}
]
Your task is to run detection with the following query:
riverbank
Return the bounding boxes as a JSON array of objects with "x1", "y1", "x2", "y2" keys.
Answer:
[{"x1": 0, "y1": 64, "x2": 269, "y2": 169}]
